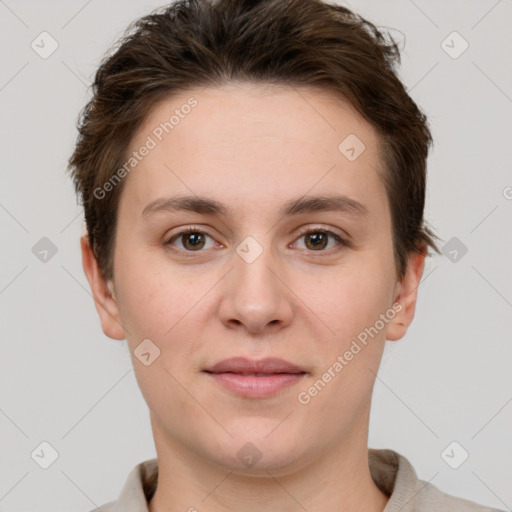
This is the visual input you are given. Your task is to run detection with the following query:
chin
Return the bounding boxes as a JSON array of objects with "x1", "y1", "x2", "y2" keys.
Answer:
[{"x1": 208, "y1": 425, "x2": 307, "y2": 474}]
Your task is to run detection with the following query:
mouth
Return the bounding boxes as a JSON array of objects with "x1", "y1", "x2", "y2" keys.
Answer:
[{"x1": 203, "y1": 357, "x2": 307, "y2": 398}]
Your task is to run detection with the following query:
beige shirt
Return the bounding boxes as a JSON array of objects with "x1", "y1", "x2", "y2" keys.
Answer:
[{"x1": 91, "y1": 448, "x2": 504, "y2": 511}]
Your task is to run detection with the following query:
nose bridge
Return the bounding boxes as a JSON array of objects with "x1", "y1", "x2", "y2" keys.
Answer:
[{"x1": 234, "y1": 234, "x2": 280, "y2": 301}]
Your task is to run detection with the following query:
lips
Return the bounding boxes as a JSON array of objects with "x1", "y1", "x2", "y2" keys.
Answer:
[
  {"x1": 203, "y1": 357, "x2": 307, "y2": 398},
  {"x1": 204, "y1": 357, "x2": 306, "y2": 375}
]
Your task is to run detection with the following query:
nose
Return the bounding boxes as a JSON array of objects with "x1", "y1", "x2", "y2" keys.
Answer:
[{"x1": 217, "y1": 238, "x2": 293, "y2": 335}]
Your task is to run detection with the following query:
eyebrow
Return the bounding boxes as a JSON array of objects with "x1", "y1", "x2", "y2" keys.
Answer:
[{"x1": 141, "y1": 194, "x2": 368, "y2": 219}]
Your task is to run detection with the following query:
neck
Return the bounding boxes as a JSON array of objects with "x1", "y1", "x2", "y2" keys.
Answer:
[{"x1": 147, "y1": 415, "x2": 389, "y2": 512}]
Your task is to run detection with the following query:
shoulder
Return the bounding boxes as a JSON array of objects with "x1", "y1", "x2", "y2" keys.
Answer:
[
  {"x1": 89, "y1": 501, "x2": 116, "y2": 512},
  {"x1": 369, "y1": 448, "x2": 505, "y2": 512},
  {"x1": 396, "y1": 452, "x2": 506, "y2": 512},
  {"x1": 416, "y1": 480, "x2": 505, "y2": 512},
  {"x1": 87, "y1": 457, "x2": 159, "y2": 512}
]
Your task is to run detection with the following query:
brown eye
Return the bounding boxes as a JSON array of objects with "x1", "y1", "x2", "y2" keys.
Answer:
[
  {"x1": 181, "y1": 231, "x2": 206, "y2": 250},
  {"x1": 294, "y1": 228, "x2": 347, "y2": 252},
  {"x1": 166, "y1": 228, "x2": 216, "y2": 252},
  {"x1": 304, "y1": 231, "x2": 329, "y2": 250}
]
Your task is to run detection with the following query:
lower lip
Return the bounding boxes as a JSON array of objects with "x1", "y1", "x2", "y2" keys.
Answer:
[{"x1": 205, "y1": 372, "x2": 306, "y2": 398}]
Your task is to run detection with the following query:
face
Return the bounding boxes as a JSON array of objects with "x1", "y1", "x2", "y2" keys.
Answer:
[{"x1": 82, "y1": 83, "x2": 425, "y2": 475}]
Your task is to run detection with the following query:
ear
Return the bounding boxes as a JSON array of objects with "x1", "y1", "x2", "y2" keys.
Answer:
[
  {"x1": 386, "y1": 248, "x2": 427, "y2": 341},
  {"x1": 80, "y1": 233, "x2": 126, "y2": 340}
]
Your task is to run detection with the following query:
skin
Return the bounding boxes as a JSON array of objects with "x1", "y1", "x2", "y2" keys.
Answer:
[{"x1": 81, "y1": 83, "x2": 425, "y2": 512}]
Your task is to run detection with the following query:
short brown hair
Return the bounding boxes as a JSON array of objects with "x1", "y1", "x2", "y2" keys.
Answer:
[{"x1": 67, "y1": 0, "x2": 440, "y2": 281}]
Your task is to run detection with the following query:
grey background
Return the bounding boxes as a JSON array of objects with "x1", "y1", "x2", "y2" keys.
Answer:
[{"x1": 0, "y1": 0, "x2": 511, "y2": 510}]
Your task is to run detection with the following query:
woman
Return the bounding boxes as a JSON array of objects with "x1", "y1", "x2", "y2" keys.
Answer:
[{"x1": 67, "y1": 0, "x2": 503, "y2": 510}]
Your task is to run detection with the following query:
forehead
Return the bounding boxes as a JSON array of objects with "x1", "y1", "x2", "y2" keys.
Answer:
[
  {"x1": 121, "y1": 83, "x2": 388, "y2": 221},
  {"x1": 137, "y1": 82, "x2": 381, "y2": 157}
]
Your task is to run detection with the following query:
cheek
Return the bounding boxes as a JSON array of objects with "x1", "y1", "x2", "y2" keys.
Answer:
[
  {"x1": 305, "y1": 260, "x2": 395, "y2": 343},
  {"x1": 295, "y1": 270, "x2": 391, "y2": 431},
  {"x1": 114, "y1": 251, "x2": 216, "y2": 380},
  {"x1": 113, "y1": 241, "x2": 192, "y2": 336},
  {"x1": 301, "y1": 253, "x2": 395, "y2": 402},
  {"x1": 114, "y1": 265, "x2": 204, "y2": 414}
]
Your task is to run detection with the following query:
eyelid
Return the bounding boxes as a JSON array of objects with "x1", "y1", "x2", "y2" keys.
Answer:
[
  {"x1": 294, "y1": 223, "x2": 347, "y2": 240},
  {"x1": 164, "y1": 224, "x2": 349, "y2": 254},
  {"x1": 292, "y1": 224, "x2": 349, "y2": 252},
  {"x1": 165, "y1": 225, "x2": 219, "y2": 249}
]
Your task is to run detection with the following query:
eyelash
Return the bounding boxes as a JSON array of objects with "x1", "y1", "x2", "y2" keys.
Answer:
[{"x1": 164, "y1": 225, "x2": 349, "y2": 256}]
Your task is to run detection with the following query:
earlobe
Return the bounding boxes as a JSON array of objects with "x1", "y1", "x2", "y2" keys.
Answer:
[
  {"x1": 80, "y1": 233, "x2": 126, "y2": 340},
  {"x1": 386, "y1": 249, "x2": 426, "y2": 342}
]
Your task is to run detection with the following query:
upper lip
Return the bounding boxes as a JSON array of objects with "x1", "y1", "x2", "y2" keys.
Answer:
[{"x1": 204, "y1": 357, "x2": 306, "y2": 374}]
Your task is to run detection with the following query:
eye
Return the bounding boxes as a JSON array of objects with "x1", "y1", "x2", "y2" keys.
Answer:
[
  {"x1": 164, "y1": 225, "x2": 348, "y2": 255},
  {"x1": 165, "y1": 227, "x2": 218, "y2": 252},
  {"x1": 292, "y1": 226, "x2": 347, "y2": 252}
]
